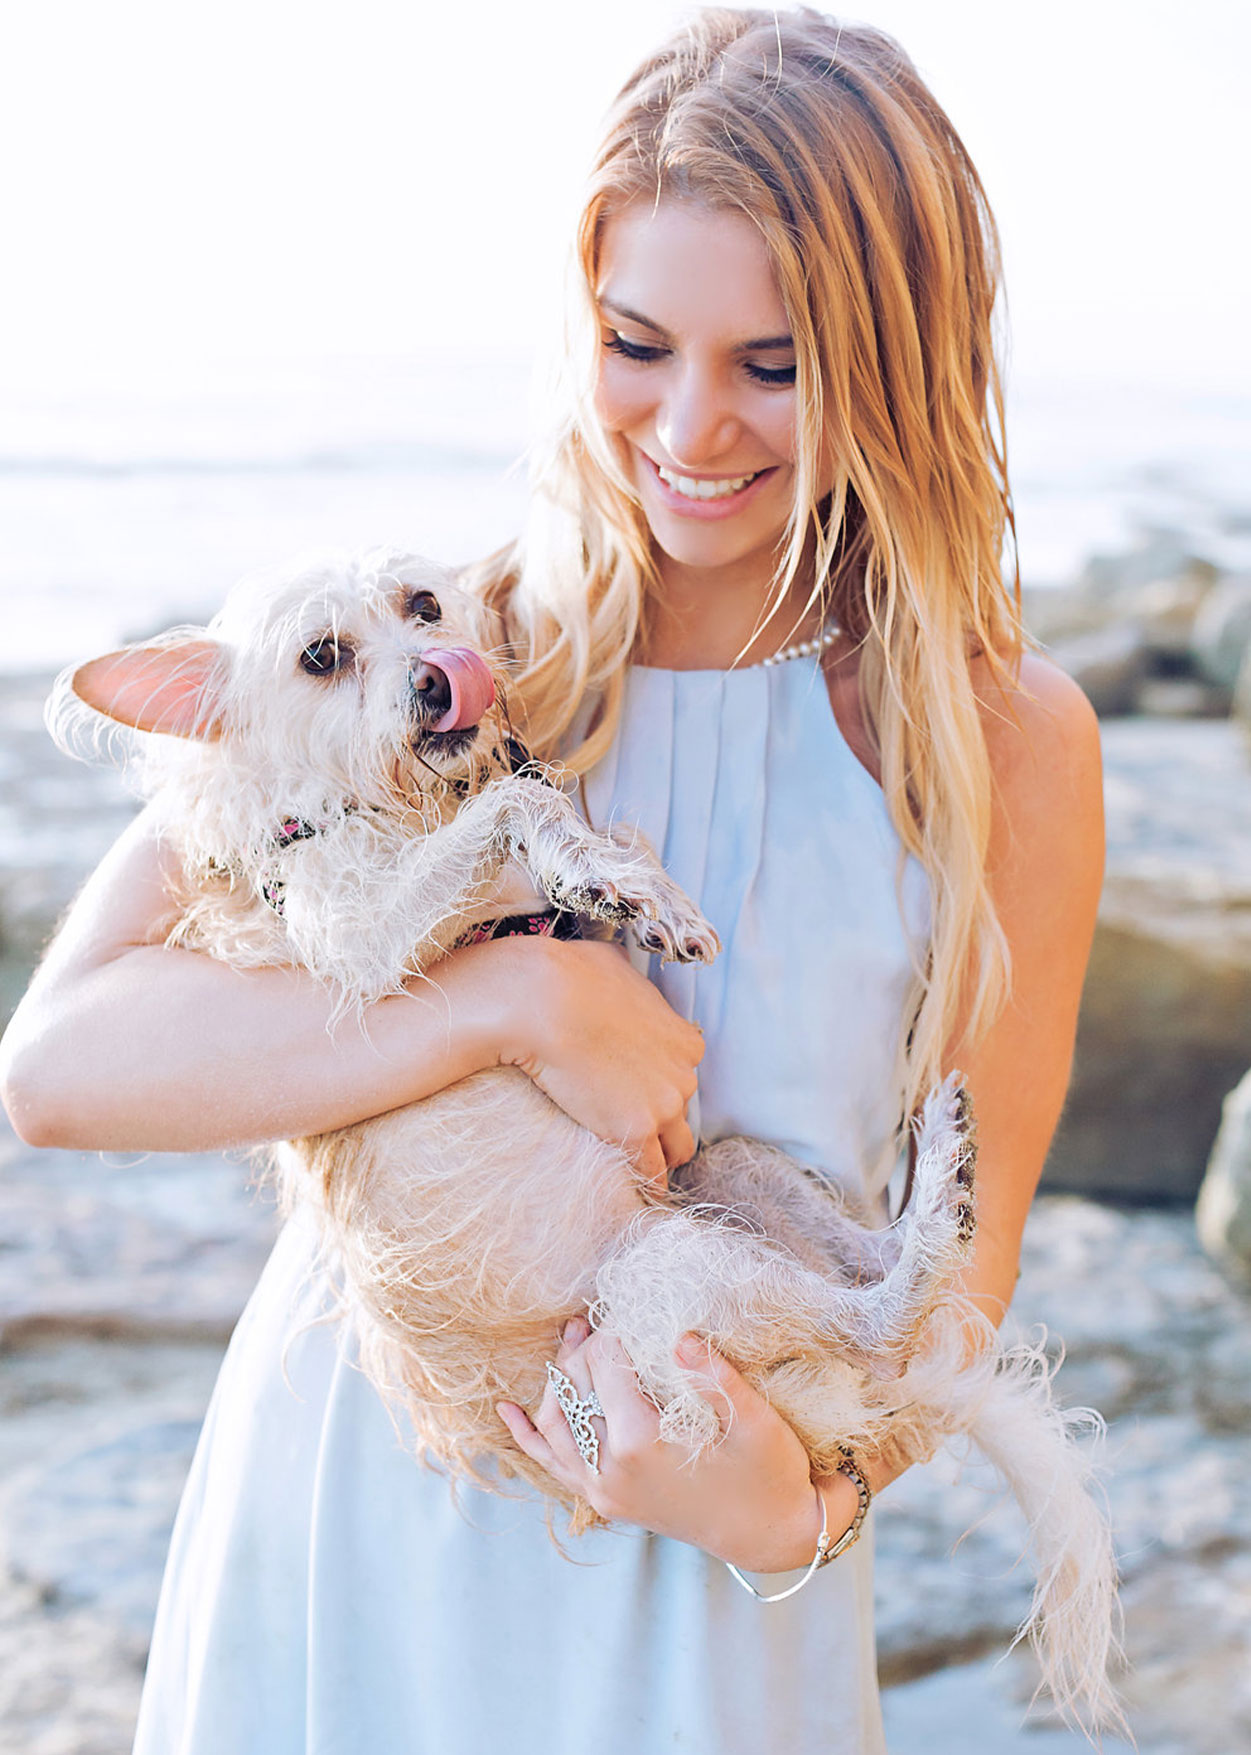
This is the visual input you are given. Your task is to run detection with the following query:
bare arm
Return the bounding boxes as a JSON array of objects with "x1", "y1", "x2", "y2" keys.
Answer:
[
  {"x1": 947, "y1": 652, "x2": 1105, "y2": 1323},
  {"x1": 822, "y1": 653, "x2": 1106, "y2": 1524},
  {"x1": 0, "y1": 808, "x2": 703, "y2": 1174}
]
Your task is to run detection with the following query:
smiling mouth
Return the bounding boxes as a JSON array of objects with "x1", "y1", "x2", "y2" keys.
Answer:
[{"x1": 655, "y1": 463, "x2": 764, "y2": 500}]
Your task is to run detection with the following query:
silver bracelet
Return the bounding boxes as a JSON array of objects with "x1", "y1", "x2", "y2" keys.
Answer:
[{"x1": 723, "y1": 1451, "x2": 873, "y2": 1604}]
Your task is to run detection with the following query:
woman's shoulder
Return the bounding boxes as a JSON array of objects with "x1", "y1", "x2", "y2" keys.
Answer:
[
  {"x1": 973, "y1": 648, "x2": 1103, "y2": 854},
  {"x1": 975, "y1": 648, "x2": 1100, "y2": 767}
]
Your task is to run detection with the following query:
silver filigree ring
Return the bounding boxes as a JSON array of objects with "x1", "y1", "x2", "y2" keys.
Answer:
[{"x1": 546, "y1": 1361, "x2": 606, "y2": 1473}]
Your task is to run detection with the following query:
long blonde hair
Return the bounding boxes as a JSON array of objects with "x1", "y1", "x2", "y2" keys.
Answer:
[{"x1": 467, "y1": 7, "x2": 1024, "y2": 1119}]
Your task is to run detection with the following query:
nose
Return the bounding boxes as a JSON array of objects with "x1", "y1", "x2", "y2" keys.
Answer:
[
  {"x1": 655, "y1": 362, "x2": 740, "y2": 469},
  {"x1": 408, "y1": 659, "x2": 452, "y2": 723}
]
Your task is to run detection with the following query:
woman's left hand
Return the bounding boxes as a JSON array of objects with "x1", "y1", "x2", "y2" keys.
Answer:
[{"x1": 497, "y1": 1318, "x2": 846, "y2": 1574}]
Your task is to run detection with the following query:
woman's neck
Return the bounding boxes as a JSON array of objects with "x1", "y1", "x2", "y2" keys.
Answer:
[{"x1": 643, "y1": 554, "x2": 827, "y2": 671}]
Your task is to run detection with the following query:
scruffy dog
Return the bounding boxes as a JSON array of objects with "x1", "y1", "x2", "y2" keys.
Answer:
[{"x1": 50, "y1": 546, "x2": 1120, "y2": 1730}]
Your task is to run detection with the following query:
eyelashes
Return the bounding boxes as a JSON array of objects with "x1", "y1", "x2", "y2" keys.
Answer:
[
  {"x1": 603, "y1": 331, "x2": 796, "y2": 388},
  {"x1": 604, "y1": 332, "x2": 666, "y2": 366}
]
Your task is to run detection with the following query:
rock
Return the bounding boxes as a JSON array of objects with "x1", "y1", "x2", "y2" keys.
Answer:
[
  {"x1": 1044, "y1": 719, "x2": 1251, "y2": 1201},
  {"x1": 1023, "y1": 572, "x2": 1212, "y2": 658},
  {"x1": 1044, "y1": 623, "x2": 1149, "y2": 717},
  {"x1": 1134, "y1": 675, "x2": 1230, "y2": 718},
  {"x1": 1133, "y1": 571, "x2": 1219, "y2": 661},
  {"x1": 1192, "y1": 574, "x2": 1251, "y2": 691},
  {"x1": 882, "y1": 1653, "x2": 1145, "y2": 1754},
  {"x1": 1235, "y1": 642, "x2": 1251, "y2": 738},
  {"x1": 877, "y1": 1197, "x2": 1251, "y2": 1754},
  {"x1": 1196, "y1": 1068, "x2": 1251, "y2": 1282},
  {"x1": 0, "y1": 1119, "x2": 279, "y2": 1343},
  {"x1": 1051, "y1": 923, "x2": 1251, "y2": 1202},
  {"x1": 0, "y1": 671, "x2": 138, "y2": 1029},
  {"x1": 3, "y1": 1421, "x2": 201, "y2": 1638},
  {"x1": 0, "y1": 1334, "x2": 225, "y2": 1755},
  {"x1": 1024, "y1": 542, "x2": 1224, "y2": 721},
  {"x1": 1002, "y1": 1197, "x2": 1238, "y2": 1400},
  {"x1": 1078, "y1": 530, "x2": 1216, "y2": 598},
  {"x1": 0, "y1": 1575, "x2": 146, "y2": 1755},
  {"x1": 1022, "y1": 581, "x2": 1119, "y2": 648},
  {"x1": 875, "y1": 1445, "x2": 1034, "y2": 1681},
  {"x1": 1113, "y1": 1546, "x2": 1251, "y2": 1755}
]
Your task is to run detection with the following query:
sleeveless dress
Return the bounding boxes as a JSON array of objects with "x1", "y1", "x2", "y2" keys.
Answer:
[{"x1": 132, "y1": 655, "x2": 929, "y2": 1755}]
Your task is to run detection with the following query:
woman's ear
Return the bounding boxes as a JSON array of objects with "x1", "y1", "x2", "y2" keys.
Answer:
[{"x1": 71, "y1": 638, "x2": 227, "y2": 740}]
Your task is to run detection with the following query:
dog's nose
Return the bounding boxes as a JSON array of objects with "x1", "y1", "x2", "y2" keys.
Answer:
[
  {"x1": 409, "y1": 647, "x2": 496, "y2": 731},
  {"x1": 409, "y1": 660, "x2": 454, "y2": 723}
]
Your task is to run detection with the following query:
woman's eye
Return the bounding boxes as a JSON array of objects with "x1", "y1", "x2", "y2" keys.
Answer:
[
  {"x1": 604, "y1": 331, "x2": 668, "y2": 365},
  {"x1": 300, "y1": 637, "x2": 354, "y2": 676},
  {"x1": 744, "y1": 360, "x2": 797, "y2": 387},
  {"x1": 406, "y1": 590, "x2": 442, "y2": 623}
]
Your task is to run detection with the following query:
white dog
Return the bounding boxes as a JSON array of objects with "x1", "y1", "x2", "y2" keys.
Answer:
[{"x1": 50, "y1": 546, "x2": 1121, "y2": 1730}]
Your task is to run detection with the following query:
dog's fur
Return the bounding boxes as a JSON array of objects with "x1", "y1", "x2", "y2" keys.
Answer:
[{"x1": 50, "y1": 547, "x2": 1122, "y2": 1731}]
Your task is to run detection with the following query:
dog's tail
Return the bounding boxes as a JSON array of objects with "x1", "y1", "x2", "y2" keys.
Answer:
[{"x1": 957, "y1": 1332, "x2": 1127, "y2": 1739}]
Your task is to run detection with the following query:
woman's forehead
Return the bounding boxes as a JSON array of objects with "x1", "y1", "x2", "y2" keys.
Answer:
[{"x1": 596, "y1": 198, "x2": 790, "y2": 343}]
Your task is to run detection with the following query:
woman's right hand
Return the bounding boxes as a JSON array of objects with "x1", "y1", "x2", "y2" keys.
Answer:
[{"x1": 491, "y1": 936, "x2": 704, "y2": 1185}]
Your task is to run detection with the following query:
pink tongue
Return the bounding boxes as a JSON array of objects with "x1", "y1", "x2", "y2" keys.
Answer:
[{"x1": 421, "y1": 647, "x2": 496, "y2": 731}]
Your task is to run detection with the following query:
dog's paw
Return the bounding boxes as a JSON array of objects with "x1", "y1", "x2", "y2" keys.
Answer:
[
  {"x1": 633, "y1": 909, "x2": 720, "y2": 965},
  {"x1": 910, "y1": 1078, "x2": 979, "y2": 1253},
  {"x1": 554, "y1": 878, "x2": 644, "y2": 923}
]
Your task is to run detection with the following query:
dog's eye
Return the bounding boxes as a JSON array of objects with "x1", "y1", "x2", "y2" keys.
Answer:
[
  {"x1": 406, "y1": 590, "x2": 441, "y2": 624},
  {"x1": 300, "y1": 637, "x2": 354, "y2": 676}
]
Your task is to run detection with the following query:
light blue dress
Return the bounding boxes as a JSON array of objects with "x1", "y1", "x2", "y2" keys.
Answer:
[{"x1": 132, "y1": 656, "x2": 929, "y2": 1755}]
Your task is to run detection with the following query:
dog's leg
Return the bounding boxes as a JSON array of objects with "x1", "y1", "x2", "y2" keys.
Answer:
[
  {"x1": 278, "y1": 775, "x2": 718, "y2": 1005},
  {"x1": 276, "y1": 799, "x2": 552, "y2": 1002},
  {"x1": 465, "y1": 777, "x2": 719, "y2": 963},
  {"x1": 835, "y1": 1076, "x2": 978, "y2": 1367},
  {"x1": 677, "y1": 1138, "x2": 899, "y2": 1286},
  {"x1": 673, "y1": 1078, "x2": 977, "y2": 1374}
]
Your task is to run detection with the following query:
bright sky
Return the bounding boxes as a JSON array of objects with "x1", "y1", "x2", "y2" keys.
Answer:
[{"x1": 1, "y1": 0, "x2": 1247, "y2": 395}]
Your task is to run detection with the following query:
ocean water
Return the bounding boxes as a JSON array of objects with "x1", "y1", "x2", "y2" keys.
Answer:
[{"x1": 3, "y1": 349, "x2": 1249, "y2": 673}]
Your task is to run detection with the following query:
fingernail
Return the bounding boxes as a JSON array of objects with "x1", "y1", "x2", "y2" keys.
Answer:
[{"x1": 676, "y1": 1334, "x2": 702, "y2": 1365}]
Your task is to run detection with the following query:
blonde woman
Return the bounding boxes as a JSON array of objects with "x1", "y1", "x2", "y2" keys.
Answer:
[{"x1": 1, "y1": 10, "x2": 1103, "y2": 1753}]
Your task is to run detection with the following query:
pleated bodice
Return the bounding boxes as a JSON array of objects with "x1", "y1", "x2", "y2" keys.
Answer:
[{"x1": 584, "y1": 658, "x2": 929, "y2": 1198}]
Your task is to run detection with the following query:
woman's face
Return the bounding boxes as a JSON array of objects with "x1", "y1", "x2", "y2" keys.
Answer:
[{"x1": 593, "y1": 198, "x2": 806, "y2": 590}]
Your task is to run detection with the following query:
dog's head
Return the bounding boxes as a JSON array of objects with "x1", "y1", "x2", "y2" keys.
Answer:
[{"x1": 50, "y1": 547, "x2": 513, "y2": 814}]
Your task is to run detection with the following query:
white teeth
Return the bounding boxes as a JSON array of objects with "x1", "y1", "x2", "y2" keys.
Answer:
[{"x1": 656, "y1": 465, "x2": 758, "y2": 500}]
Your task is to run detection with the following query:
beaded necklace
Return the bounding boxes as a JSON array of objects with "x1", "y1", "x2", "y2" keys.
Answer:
[{"x1": 757, "y1": 622, "x2": 841, "y2": 667}]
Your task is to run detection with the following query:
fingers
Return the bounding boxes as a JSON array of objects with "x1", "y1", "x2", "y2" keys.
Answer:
[
  {"x1": 673, "y1": 1332, "x2": 759, "y2": 1433},
  {"x1": 659, "y1": 1116, "x2": 695, "y2": 1172},
  {"x1": 496, "y1": 1398, "x2": 561, "y2": 1477},
  {"x1": 502, "y1": 1319, "x2": 607, "y2": 1494},
  {"x1": 634, "y1": 1136, "x2": 669, "y2": 1188},
  {"x1": 558, "y1": 1315, "x2": 592, "y2": 1359},
  {"x1": 630, "y1": 1103, "x2": 694, "y2": 1186},
  {"x1": 578, "y1": 1329, "x2": 662, "y2": 1458}
]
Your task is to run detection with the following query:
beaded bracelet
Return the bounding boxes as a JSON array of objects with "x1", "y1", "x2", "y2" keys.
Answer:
[
  {"x1": 723, "y1": 1449, "x2": 873, "y2": 1604},
  {"x1": 817, "y1": 1448, "x2": 873, "y2": 1567}
]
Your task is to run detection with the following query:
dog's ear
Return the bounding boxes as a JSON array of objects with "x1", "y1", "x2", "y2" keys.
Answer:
[{"x1": 71, "y1": 638, "x2": 228, "y2": 740}]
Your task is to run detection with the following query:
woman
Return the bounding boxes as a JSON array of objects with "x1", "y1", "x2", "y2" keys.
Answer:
[{"x1": 0, "y1": 10, "x2": 1103, "y2": 1753}]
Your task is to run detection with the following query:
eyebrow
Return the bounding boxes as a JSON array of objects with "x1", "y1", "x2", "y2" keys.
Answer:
[{"x1": 599, "y1": 298, "x2": 794, "y2": 353}]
